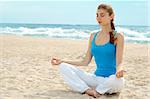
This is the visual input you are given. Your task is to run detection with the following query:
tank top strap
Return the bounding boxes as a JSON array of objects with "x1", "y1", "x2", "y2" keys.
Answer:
[{"x1": 92, "y1": 32, "x2": 99, "y2": 42}]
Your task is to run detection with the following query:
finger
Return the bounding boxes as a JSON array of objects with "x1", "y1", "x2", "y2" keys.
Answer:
[
  {"x1": 118, "y1": 73, "x2": 122, "y2": 78},
  {"x1": 116, "y1": 73, "x2": 119, "y2": 78},
  {"x1": 118, "y1": 73, "x2": 120, "y2": 77},
  {"x1": 51, "y1": 61, "x2": 55, "y2": 65},
  {"x1": 120, "y1": 75, "x2": 123, "y2": 77},
  {"x1": 51, "y1": 59, "x2": 55, "y2": 62},
  {"x1": 119, "y1": 72, "x2": 124, "y2": 77},
  {"x1": 120, "y1": 72, "x2": 124, "y2": 77},
  {"x1": 52, "y1": 58, "x2": 57, "y2": 60},
  {"x1": 51, "y1": 60, "x2": 57, "y2": 64},
  {"x1": 121, "y1": 70, "x2": 127, "y2": 73},
  {"x1": 116, "y1": 74, "x2": 120, "y2": 78}
]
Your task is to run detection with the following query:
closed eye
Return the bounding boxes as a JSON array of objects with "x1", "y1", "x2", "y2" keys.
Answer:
[
  {"x1": 96, "y1": 13, "x2": 98, "y2": 17},
  {"x1": 96, "y1": 13, "x2": 105, "y2": 17},
  {"x1": 100, "y1": 13, "x2": 105, "y2": 17}
]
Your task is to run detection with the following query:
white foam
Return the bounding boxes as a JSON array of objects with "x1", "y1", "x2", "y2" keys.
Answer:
[{"x1": 0, "y1": 26, "x2": 149, "y2": 42}]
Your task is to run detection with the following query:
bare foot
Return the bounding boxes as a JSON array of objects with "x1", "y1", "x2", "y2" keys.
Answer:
[
  {"x1": 95, "y1": 93, "x2": 101, "y2": 98},
  {"x1": 85, "y1": 89, "x2": 101, "y2": 98},
  {"x1": 93, "y1": 90, "x2": 101, "y2": 98},
  {"x1": 85, "y1": 89, "x2": 94, "y2": 96}
]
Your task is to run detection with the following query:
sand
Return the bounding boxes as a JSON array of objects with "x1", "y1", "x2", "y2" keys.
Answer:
[{"x1": 0, "y1": 34, "x2": 150, "y2": 99}]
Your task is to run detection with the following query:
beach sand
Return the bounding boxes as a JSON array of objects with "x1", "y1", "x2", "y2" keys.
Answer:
[{"x1": 0, "y1": 34, "x2": 150, "y2": 99}]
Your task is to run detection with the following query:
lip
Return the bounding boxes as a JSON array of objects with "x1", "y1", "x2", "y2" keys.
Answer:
[{"x1": 98, "y1": 21, "x2": 102, "y2": 24}]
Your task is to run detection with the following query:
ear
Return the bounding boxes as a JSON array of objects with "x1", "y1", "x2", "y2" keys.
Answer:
[{"x1": 110, "y1": 13, "x2": 114, "y2": 20}]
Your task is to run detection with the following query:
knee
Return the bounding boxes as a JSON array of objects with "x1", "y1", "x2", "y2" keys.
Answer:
[
  {"x1": 107, "y1": 75, "x2": 124, "y2": 89},
  {"x1": 113, "y1": 78, "x2": 124, "y2": 89},
  {"x1": 59, "y1": 62, "x2": 66, "y2": 69},
  {"x1": 59, "y1": 63, "x2": 68, "y2": 73},
  {"x1": 109, "y1": 77, "x2": 124, "y2": 93},
  {"x1": 59, "y1": 62, "x2": 73, "y2": 74}
]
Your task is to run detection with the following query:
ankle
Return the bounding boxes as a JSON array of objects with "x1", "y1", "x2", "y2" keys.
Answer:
[
  {"x1": 93, "y1": 90, "x2": 101, "y2": 97},
  {"x1": 85, "y1": 88, "x2": 92, "y2": 93}
]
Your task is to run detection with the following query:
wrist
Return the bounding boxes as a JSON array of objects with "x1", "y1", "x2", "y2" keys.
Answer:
[
  {"x1": 117, "y1": 69, "x2": 123, "y2": 73},
  {"x1": 117, "y1": 66, "x2": 123, "y2": 72}
]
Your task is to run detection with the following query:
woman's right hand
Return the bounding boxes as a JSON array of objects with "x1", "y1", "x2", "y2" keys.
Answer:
[{"x1": 51, "y1": 57, "x2": 62, "y2": 65}]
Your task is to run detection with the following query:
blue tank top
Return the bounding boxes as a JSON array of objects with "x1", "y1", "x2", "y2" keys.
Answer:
[{"x1": 91, "y1": 32, "x2": 116, "y2": 77}]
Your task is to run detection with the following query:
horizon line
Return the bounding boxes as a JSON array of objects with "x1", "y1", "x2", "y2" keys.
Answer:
[{"x1": 0, "y1": 22, "x2": 149, "y2": 27}]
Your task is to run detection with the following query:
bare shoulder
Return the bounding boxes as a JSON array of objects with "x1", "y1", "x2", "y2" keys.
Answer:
[
  {"x1": 115, "y1": 32, "x2": 124, "y2": 45},
  {"x1": 116, "y1": 32, "x2": 124, "y2": 42},
  {"x1": 117, "y1": 32, "x2": 124, "y2": 38},
  {"x1": 89, "y1": 33, "x2": 96, "y2": 42}
]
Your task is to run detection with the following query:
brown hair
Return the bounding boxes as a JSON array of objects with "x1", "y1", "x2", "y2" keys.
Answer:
[{"x1": 97, "y1": 4, "x2": 117, "y2": 44}]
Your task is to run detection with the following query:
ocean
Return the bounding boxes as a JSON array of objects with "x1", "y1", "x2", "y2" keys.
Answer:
[{"x1": 0, "y1": 23, "x2": 149, "y2": 44}]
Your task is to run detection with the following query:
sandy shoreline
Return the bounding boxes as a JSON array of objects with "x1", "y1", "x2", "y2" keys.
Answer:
[{"x1": 0, "y1": 34, "x2": 150, "y2": 99}]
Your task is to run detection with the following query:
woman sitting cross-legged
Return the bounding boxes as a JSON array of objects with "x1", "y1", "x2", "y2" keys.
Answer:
[{"x1": 51, "y1": 3, "x2": 126, "y2": 98}]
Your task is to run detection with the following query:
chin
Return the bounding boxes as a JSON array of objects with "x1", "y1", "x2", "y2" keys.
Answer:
[
  {"x1": 99, "y1": 23, "x2": 105, "y2": 26},
  {"x1": 102, "y1": 23, "x2": 109, "y2": 26}
]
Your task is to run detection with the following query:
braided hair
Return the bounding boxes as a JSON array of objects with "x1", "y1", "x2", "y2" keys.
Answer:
[{"x1": 97, "y1": 4, "x2": 117, "y2": 44}]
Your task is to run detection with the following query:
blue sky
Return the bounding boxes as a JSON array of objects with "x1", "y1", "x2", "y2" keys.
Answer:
[{"x1": 0, "y1": 0, "x2": 149, "y2": 26}]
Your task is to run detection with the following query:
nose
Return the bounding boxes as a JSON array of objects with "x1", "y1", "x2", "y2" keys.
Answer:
[
  {"x1": 96, "y1": 16, "x2": 101, "y2": 21},
  {"x1": 96, "y1": 14, "x2": 101, "y2": 20}
]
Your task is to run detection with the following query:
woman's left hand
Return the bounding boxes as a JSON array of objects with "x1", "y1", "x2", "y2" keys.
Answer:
[{"x1": 116, "y1": 70, "x2": 126, "y2": 78}]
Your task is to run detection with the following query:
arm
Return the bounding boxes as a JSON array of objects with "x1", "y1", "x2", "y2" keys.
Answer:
[
  {"x1": 116, "y1": 32, "x2": 124, "y2": 72},
  {"x1": 61, "y1": 33, "x2": 95, "y2": 66}
]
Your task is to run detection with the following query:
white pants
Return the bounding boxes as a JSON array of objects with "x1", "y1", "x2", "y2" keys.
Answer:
[{"x1": 58, "y1": 63, "x2": 125, "y2": 94}]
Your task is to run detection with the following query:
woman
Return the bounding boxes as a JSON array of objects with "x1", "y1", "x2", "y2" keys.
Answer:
[{"x1": 51, "y1": 4, "x2": 125, "y2": 98}]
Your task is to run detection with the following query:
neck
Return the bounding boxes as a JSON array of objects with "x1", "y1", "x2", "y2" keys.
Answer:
[{"x1": 100, "y1": 24, "x2": 112, "y2": 35}]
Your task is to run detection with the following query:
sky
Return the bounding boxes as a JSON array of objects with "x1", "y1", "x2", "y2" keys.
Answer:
[{"x1": 0, "y1": 0, "x2": 149, "y2": 26}]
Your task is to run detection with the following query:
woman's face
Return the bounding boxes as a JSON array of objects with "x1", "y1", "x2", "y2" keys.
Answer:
[{"x1": 96, "y1": 9, "x2": 113, "y2": 26}]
